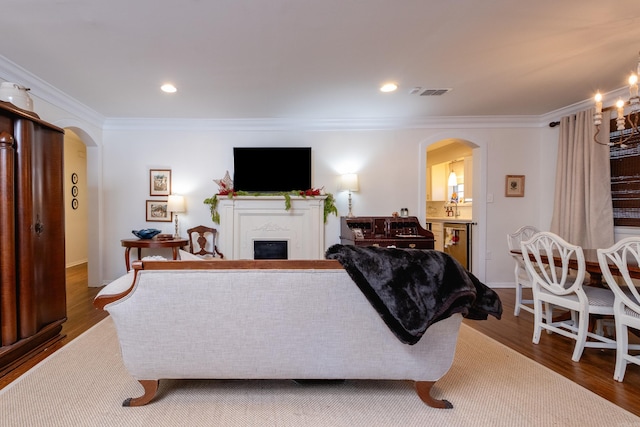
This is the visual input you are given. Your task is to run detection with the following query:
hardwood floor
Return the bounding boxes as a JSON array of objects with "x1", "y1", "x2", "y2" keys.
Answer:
[
  {"x1": 1, "y1": 266, "x2": 639, "y2": 417},
  {"x1": 0, "y1": 263, "x2": 108, "y2": 390},
  {"x1": 464, "y1": 288, "x2": 640, "y2": 417}
]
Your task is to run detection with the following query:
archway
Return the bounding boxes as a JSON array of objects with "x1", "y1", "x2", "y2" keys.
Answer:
[
  {"x1": 63, "y1": 129, "x2": 88, "y2": 268},
  {"x1": 56, "y1": 122, "x2": 103, "y2": 287},
  {"x1": 419, "y1": 134, "x2": 488, "y2": 281}
]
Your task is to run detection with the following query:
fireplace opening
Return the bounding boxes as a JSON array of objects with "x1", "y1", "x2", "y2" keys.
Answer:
[{"x1": 254, "y1": 240, "x2": 288, "y2": 260}]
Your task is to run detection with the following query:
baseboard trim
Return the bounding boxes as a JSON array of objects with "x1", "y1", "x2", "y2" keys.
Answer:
[{"x1": 489, "y1": 282, "x2": 515, "y2": 289}]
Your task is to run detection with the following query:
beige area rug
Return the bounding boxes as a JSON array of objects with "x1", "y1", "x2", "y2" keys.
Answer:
[{"x1": 1, "y1": 318, "x2": 638, "y2": 427}]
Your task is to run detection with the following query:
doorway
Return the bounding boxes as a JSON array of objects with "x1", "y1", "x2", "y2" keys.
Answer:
[
  {"x1": 426, "y1": 139, "x2": 473, "y2": 219},
  {"x1": 64, "y1": 129, "x2": 88, "y2": 268},
  {"x1": 420, "y1": 136, "x2": 487, "y2": 281}
]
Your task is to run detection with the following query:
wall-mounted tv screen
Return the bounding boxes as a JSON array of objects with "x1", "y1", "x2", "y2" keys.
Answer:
[{"x1": 233, "y1": 147, "x2": 312, "y2": 192}]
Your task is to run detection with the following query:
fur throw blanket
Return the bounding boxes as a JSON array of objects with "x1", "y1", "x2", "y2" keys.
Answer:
[{"x1": 325, "y1": 244, "x2": 503, "y2": 345}]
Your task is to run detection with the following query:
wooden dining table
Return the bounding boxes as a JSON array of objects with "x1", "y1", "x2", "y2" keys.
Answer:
[
  {"x1": 510, "y1": 248, "x2": 640, "y2": 286},
  {"x1": 511, "y1": 248, "x2": 640, "y2": 329}
]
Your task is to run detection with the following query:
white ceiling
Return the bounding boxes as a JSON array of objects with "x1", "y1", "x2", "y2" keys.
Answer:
[{"x1": 1, "y1": 0, "x2": 640, "y2": 120}]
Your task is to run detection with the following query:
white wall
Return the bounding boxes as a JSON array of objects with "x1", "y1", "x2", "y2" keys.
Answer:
[
  {"x1": 101, "y1": 128, "x2": 428, "y2": 279},
  {"x1": 483, "y1": 126, "x2": 559, "y2": 286},
  {"x1": 100, "y1": 124, "x2": 559, "y2": 284}
]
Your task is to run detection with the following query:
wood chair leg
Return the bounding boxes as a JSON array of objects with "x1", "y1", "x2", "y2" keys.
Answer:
[
  {"x1": 414, "y1": 381, "x2": 453, "y2": 409},
  {"x1": 123, "y1": 379, "x2": 159, "y2": 407}
]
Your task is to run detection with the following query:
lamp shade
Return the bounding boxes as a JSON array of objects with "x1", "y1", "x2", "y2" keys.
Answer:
[
  {"x1": 167, "y1": 194, "x2": 186, "y2": 213},
  {"x1": 340, "y1": 173, "x2": 359, "y2": 192},
  {"x1": 448, "y1": 172, "x2": 458, "y2": 186}
]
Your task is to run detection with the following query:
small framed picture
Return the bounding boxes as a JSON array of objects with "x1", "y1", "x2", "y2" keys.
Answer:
[
  {"x1": 146, "y1": 200, "x2": 172, "y2": 222},
  {"x1": 150, "y1": 169, "x2": 171, "y2": 196},
  {"x1": 505, "y1": 175, "x2": 525, "y2": 197},
  {"x1": 352, "y1": 228, "x2": 364, "y2": 240}
]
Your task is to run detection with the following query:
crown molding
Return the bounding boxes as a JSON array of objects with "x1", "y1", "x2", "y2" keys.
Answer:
[
  {"x1": 541, "y1": 86, "x2": 628, "y2": 125},
  {"x1": 0, "y1": 55, "x2": 105, "y2": 128},
  {"x1": 103, "y1": 114, "x2": 544, "y2": 132}
]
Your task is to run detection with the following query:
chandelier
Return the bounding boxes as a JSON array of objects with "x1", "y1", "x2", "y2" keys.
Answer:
[{"x1": 594, "y1": 52, "x2": 640, "y2": 148}]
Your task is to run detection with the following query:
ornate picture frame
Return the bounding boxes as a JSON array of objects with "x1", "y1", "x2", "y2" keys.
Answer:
[
  {"x1": 146, "y1": 200, "x2": 172, "y2": 222},
  {"x1": 505, "y1": 175, "x2": 525, "y2": 197},
  {"x1": 150, "y1": 169, "x2": 171, "y2": 196}
]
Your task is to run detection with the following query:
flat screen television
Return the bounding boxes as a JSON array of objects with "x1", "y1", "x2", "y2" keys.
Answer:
[{"x1": 233, "y1": 147, "x2": 312, "y2": 192}]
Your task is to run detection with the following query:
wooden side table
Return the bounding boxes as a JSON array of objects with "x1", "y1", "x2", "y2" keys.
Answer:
[{"x1": 121, "y1": 238, "x2": 188, "y2": 271}]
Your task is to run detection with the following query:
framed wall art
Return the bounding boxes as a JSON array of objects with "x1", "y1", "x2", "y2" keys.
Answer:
[
  {"x1": 146, "y1": 200, "x2": 172, "y2": 222},
  {"x1": 505, "y1": 175, "x2": 525, "y2": 197},
  {"x1": 71, "y1": 172, "x2": 79, "y2": 210},
  {"x1": 150, "y1": 169, "x2": 171, "y2": 196}
]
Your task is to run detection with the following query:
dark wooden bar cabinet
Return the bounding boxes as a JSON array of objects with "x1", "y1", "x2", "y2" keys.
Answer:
[
  {"x1": 339, "y1": 216, "x2": 434, "y2": 249},
  {"x1": 0, "y1": 101, "x2": 66, "y2": 376}
]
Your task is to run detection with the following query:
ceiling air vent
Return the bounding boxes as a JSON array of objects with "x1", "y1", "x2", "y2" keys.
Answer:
[{"x1": 418, "y1": 88, "x2": 451, "y2": 96}]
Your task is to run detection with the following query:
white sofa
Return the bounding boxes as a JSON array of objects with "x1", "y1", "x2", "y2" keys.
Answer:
[{"x1": 94, "y1": 260, "x2": 463, "y2": 408}]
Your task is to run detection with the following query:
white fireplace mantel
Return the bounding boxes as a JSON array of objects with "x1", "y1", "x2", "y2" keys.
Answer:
[{"x1": 217, "y1": 195, "x2": 327, "y2": 260}]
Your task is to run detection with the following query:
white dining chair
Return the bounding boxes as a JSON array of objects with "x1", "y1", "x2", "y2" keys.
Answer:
[
  {"x1": 507, "y1": 225, "x2": 540, "y2": 316},
  {"x1": 521, "y1": 231, "x2": 616, "y2": 362},
  {"x1": 597, "y1": 237, "x2": 640, "y2": 382}
]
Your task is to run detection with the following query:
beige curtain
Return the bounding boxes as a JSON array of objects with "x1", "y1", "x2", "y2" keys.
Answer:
[{"x1": 550, "y1": 108, "x2": 614, "y2": 249}]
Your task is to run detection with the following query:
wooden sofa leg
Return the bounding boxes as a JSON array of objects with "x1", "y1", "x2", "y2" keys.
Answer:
[
  {"x1": 123, "y1": 380, "x2": 159, "y2": 407},
  {"x1": 415, "y1": 381, "x2": 453, "y2": 409}
]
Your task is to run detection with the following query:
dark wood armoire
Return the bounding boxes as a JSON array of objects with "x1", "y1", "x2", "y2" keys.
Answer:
[{"x1": 0, "y1": 100, "x2": 66, "y2": 376}]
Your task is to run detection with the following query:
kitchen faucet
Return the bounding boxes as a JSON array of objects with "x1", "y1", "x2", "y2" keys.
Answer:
[{"x1": 445, "y1": 202, "x2": 460, "y2": 217}]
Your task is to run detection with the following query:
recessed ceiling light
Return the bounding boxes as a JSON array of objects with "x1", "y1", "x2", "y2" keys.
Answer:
[
  {"x1": 161, "y1": 83, "x2": 177, "y2": 93},
  {"x1": 380, "y1": 83, "x2": 398, "y2": 93}
]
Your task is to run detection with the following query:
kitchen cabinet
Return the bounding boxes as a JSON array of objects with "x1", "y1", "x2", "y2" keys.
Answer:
[
  {"x1": 0, "y1": 101, "x2": 66, "y2": 376},
  {"x1": 431, "y1": 160, "x2": 471, "y2": 202},
  {"x1": 428, "y1": 222, "x2": 444, "y2": 251},
  {"x1": 430, "y1": 162, "x2": 446, "y2": 201}
]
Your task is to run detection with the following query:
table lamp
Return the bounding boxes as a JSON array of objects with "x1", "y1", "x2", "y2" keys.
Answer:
[
  {"x1": 167, "y1": 194, "x2": 186, "y2": 238},
  {"x1": 340, "y1": 173, "x2": 359, "y2": 218}
]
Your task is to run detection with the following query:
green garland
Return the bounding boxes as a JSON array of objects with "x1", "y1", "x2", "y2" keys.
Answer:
[
  {"x1": 203, "y1": 191, "x2": 338, "y2": 224},
  {"x1": 202, "y1": 194, "x2": 221, "y2": 224}
]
